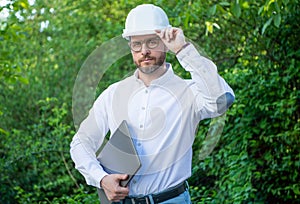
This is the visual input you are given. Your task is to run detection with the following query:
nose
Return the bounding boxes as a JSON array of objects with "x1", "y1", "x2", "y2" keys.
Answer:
[{"x1": 141, "y1": 43, "x2": 150, "y2": 55}]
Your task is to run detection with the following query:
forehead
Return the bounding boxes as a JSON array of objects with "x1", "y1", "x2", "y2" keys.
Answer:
[{"x1": 130, "y1": 34, "x2": 157, "y2": 41}]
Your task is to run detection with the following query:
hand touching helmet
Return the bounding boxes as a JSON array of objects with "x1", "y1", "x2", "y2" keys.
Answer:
[{"x1": 155, "y1": 27, "x2": 187, "y2": 54}]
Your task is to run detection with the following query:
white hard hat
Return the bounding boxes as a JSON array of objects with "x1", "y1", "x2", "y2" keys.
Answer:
[{"x1": 122, "y1": 4, "x2": 171, "y2": 39}]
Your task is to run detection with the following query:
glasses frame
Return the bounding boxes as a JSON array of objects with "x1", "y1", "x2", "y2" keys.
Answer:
[{"x1": 129, "y1": 37, "x2": 161, "y2": 52}]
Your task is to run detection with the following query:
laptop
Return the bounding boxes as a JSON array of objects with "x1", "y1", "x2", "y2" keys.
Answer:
[{"x1": 96, "y1": 120, "x2": 141, "y2": 204}]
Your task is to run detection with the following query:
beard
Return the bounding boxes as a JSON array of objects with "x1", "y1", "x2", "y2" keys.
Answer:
[{"x1": 135, "y1": 52, "x2": 166, "y2": 74}]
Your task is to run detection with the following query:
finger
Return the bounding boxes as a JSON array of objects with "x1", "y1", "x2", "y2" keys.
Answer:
[
  {"x1": 158, "y1": 28, "x2": 166, "y2": 39},
  {"x1": 110, "y1": 193, "x2": 128, "y2": 202},
  {"x1": 115, "y1": 174, "x2": 128, "y2": 181},
  {"x1": 172, "y1": 28, "x2": 180, "y2": 39},
  {"x1": 108, "y1": 187, "x2": 129, "y2": 201},
  {"x1": 109, "y1": 194, "x2": 125, "y2": 202},
  {"x1": 168, "y1": 28, "x2": 175, "y2": 41},
  {"x1": 116, "y1": 184, "x2": 129, "y2": 194},
  {"x1": 121, "y1": 174, "x2": 129, "y2": 180},
  {"x1": 165, "y1": 28, "x2": 171, "y2": 42}
]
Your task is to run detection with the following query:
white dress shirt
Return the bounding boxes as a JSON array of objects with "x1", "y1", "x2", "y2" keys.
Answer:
[{"x1": 70, "y1": 43, "x2": 234, "y2": 196}]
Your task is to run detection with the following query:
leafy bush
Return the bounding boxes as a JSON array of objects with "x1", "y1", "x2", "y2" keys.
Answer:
[
  {"x1": 0, "y1": 98, "x2": 81, "y2": 203},
  {"x1": 0, "y1": 0, "x2": 299, "y2": 203},
  {"x1": 189, "y1": 0, "x2": 300, "y2": 203}
]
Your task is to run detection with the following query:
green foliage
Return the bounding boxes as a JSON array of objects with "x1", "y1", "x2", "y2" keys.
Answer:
[
  {"x1": 189, "y1": 0, "x2": 300, "y2": 203},
  {"x1": 0, "y1": 97, "x2": 80, "y2": 203},
  {"x1": 0, "y1": 0, "x2": 299, "y2": 203}
]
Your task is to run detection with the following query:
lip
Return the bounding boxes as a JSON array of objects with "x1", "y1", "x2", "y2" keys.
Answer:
[{"x1": 141, "y1": 58, "x2": 153, "y2": 62}]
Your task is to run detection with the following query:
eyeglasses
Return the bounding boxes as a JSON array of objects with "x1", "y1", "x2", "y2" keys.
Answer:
[{"x1": 129, "y1": 37, "x2": 161, "y2": 52}]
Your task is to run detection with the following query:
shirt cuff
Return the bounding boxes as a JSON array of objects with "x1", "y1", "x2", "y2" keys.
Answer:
[
  {"x1": 175, "y1": 42, "x2": 191, "y2": 55},
  {"x1": 87, "y1": 169, "x2": 108, "y2": 189}
]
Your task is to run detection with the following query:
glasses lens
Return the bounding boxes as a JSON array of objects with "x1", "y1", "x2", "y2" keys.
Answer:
[
  {"x1": 130, "y1": 38, "x2": 160, "y2": 52},
  {"x1": 147, "y1": 38, "x2": 159, "y2": 49},
  {"x1": 131, "y1": 42, "x2": 142, "y2": 52}
]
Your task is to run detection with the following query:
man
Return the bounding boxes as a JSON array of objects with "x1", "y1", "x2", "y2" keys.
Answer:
[{"x1": 70, "y1": 4, "x2": 234, "y2": 204}]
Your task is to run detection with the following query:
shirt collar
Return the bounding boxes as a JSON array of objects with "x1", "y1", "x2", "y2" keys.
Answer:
[{"x1": 133, "y1": 63, "x2": 174, "y2": 86}]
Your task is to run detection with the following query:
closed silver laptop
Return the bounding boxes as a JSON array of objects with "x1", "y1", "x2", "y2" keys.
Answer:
[{"x1": 96, "y1": 120, "x2": 141, "y2": 204}]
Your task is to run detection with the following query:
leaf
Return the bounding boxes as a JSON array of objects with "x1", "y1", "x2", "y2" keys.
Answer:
[
  {"x1": 231, "y1": 2, "x2": 241, "y2": 18},
  {"x1": 274, "y1": 13, "x2": 281, "y2": 28},
  {"x1": 258, "y1": 5, "x2": 264, "y2": 15},
  {"x1": 293, "y1": 184, "x2": 300, "y2": 195},
  {"x1": 282, "y1": 0, "x2": 290, "y2": 5},
  {"x1": 241, "y1": 1, "x2": 250, "y2": 9},
  {"x1": 274, "y1": 2, "x2": 280, "y2": 12},
  {"x1": 205, "y1": 21, "x2": 214, "y2": 35},
  {"x1": 216, "y1": 4, "x2": 227, "y2": 14},
  {"x1": 219, "y1": 2, "x2": 230, "y2": 6},
  {"x1": 184, "y1": 13, "x2": 190, "y2": 27},
  {"x1": 262, "y1": 17, "x2": 273, "y2": 35},
  {"x1": 20, "y1": 2, "x2": 28, "y2": 9},
  {"x1": 213, "y1": 23, "x2": 221, "y2": 29},
  {"x1": 208, "y1": 4, "x2": 217, "y2": 16},
  {"x1": 18, "y1": 77, "x2": 29, "y2": 84},
  {"x1": 0, "y1": 127, "x2": 8, "y2": 136}
]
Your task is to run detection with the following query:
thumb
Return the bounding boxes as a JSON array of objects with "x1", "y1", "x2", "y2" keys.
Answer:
[{"x1": 115, "y1": 174, "x2": 128, "y2": 180}]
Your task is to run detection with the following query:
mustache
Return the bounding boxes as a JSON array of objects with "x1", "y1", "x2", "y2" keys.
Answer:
[{"x1": 138, "y1": 55, "x2": 155, "y2": 62}]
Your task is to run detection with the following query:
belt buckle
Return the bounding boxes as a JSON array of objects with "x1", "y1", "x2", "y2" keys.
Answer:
[
  {"x1": 140, "y1": 196, "x2": 150, "y2": 204},
  {"x1": 131, "y1": 195, "x2": 150, "y2": 204}
]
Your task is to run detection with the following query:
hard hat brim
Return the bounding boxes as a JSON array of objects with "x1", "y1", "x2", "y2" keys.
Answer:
[{"x1": 122, "y1": 25, "x2": 171, "y2": 40}]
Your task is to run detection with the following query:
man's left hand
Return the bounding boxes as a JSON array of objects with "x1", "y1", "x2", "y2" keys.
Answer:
[{"x1": 155, "y1": 27, "x2": 187, "y2": 54}]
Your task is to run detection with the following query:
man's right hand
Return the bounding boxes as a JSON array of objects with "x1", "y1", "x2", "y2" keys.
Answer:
[{"x1": 100, "y1": 174, "x2": 129, "y2": 202}]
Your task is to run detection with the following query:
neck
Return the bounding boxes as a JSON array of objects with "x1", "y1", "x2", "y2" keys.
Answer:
[{"x1": 138, "y1": 63, "x2": 167, "y2": 86}]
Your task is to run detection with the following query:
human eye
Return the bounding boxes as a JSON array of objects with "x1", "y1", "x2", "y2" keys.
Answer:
[
  {"x1": 131, "y1": 41, "x2": 142, "y2": 50},
  {"x1": 147, "y1": 38, "x2": 159, "y2": 48}
]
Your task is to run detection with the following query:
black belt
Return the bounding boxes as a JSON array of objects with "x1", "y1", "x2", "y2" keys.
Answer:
[{"x1": 122, "y1": 181, "x2": 188, "y2": 204}]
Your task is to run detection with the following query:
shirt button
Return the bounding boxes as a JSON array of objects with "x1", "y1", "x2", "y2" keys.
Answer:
[
  {"x1": 140, "y1": 124, "x2": 143, "y2": 128},
  {"x1": 145, "y1": 90, "x2": 148, "y2": 94},
  {"x1": 132, "y1": 180, "x2": 137, "y2": 184},
  {"x1": 142, "y1": 107, "x2": 145, "y2": 110},
  {"x1": 137, "y1": 143, "x2": 141, "y2": 146}
]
